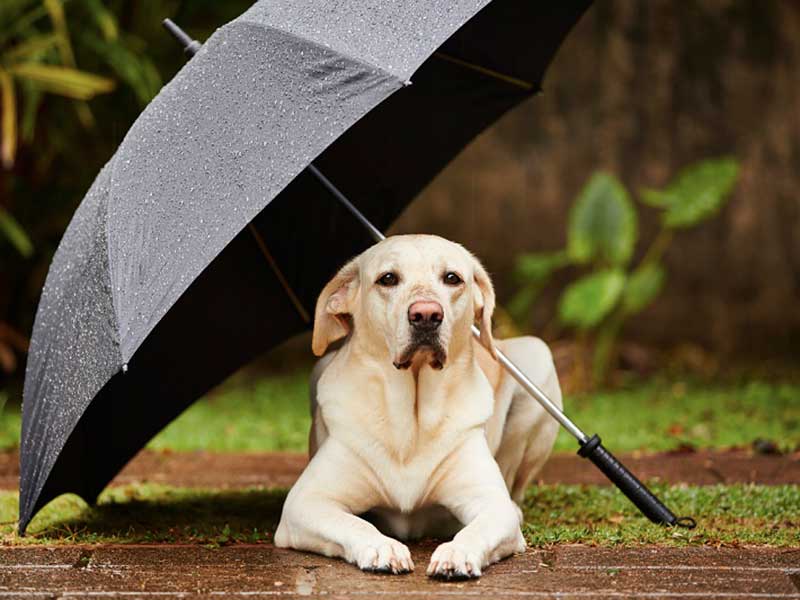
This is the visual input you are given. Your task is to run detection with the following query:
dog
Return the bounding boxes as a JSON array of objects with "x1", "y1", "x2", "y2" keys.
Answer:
[{"x1": 274, "y1": 234, "x2": 562, "y2": 579}]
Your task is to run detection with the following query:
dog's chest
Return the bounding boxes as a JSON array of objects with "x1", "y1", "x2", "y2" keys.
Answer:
[
  {"x1": 318, "y1": 359, "x2": 494, "y2": 512},
  {"x1": 323, "y1": 403, "x2": 475, "y2": 511},
  {"x1": 365, "y1": 433, "x2": 465, "y2": 512}
]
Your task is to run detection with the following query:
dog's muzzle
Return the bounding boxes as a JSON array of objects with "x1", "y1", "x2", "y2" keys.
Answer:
[{"x1": 394, "y1": 301, "x2": 447, "y2": 370}]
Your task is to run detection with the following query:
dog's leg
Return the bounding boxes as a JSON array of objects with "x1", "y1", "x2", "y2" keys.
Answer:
[
  {"x1": 493, "y1": 336, "x2": 562, "y2": 503},
  {"x1": 274, "y1": 441, "x2": 414, "y2": 574},
  {"x1": 426, "y1": 435, "x2": 525, "y2": 579}
]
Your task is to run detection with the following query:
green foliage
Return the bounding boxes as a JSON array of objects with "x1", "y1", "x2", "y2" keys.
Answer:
[
  {"x1": 512, "y1": 159, "x2": 739, "y2": 386},
  {"x1": 81, "y1": 33, "x2": 162, "y2": 105},
  {"x1": 559, "y1": 268, "x2": 626, "y2": 330},
  {"x1": 621, "y1": 263, "x2": 665, "y2": 315},
  {"x1": 515, "y1": 250, "x2": 571, "y2": 282},
  {"x1": 1, "y1": 0, "x2": 119, "y2": 169},
  {"x1": 567, "y1": 172, "x2": 637, "y2": 266},
  {"x1": 6, "y1": 62, "x2": 115, "y2": 99},
  {"x1": 0, "y1": 206, "x2": 33, "y2": 256},
  {"x1": 641, "y1": 158, "x2": 740, "y2": 229}
]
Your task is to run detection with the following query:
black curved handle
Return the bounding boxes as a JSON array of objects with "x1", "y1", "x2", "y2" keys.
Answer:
[{"x1": 578, "y1": 434, "x2": 695, "y2": 528}]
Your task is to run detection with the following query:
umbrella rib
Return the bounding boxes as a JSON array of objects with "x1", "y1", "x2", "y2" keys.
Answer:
[
  {"x1": 247, "y1": 223, "x2": 311, "y2": 324},
  {"x1": 433, "y1": 52, "x2": 534, "y2": 91}
]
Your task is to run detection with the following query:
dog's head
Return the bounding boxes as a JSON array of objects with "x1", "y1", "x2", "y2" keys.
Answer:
[{"x1": 311, "y1": 235, "x2": 495, "y2": 369}]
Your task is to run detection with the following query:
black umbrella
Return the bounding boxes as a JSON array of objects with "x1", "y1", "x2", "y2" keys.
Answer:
[{"x1": 19, "y1": 0, "x2": 692, "y2": 535}]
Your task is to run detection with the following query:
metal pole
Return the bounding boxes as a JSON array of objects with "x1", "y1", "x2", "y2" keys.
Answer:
[{"x1": 486, "y1": 328, "x2": 587, "y2": 441}]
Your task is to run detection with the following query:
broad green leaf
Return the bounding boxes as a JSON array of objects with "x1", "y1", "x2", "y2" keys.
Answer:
[
  {"x1": 621, "y1": 263, "x2": 666, "y2": 315},
  {"x1": 652, "y1": 158, "x2": 739, "y2": 229},
  {"x1": 9, "y1": 63, "x2": 115, "y2": 99},
  {"x1": 567, "y1": 172, "x2": 637, "y2": 266},
  {"x1": 0, "y1": 206, "x2": 33, "y2": 257},
  {"x1": 514, "y1": 250, "x2": 570, "y2": 283},
  {"x1": 0, "y1": 70, "x2": 16, "y2": 168},
  {"x1": 559, "y1": 268, "x2": 626, "y2": 330}
]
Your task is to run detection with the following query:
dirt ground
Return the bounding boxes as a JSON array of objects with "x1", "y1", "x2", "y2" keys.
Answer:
[
  {"x1": 1, "y1": 544, "x2": 799, "y2": 598},
  {"x1": 2, "y1": 448, "x2": 799, "y2": 490}
]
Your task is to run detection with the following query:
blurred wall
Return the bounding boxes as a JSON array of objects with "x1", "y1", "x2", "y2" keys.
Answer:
[{"x1": 391, "y1": 0, "x2": 800, "y2": 356}]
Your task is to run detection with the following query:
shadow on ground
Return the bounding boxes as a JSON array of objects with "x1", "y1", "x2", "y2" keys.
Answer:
[{"x1": 19, "y1": 486, "x2": 287, "y2": 545}]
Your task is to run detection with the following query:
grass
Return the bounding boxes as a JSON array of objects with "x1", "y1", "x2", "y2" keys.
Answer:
[
  {"x1": 0, "y1": 391, "x2": 18, "y2": 451},
  {"x1": 149, "y1": 372, "x2": 311, "y2": 452},
  {"x1": 1, "y1": 482, "x2": 797, "y2": 547},
  {"x1": 2, "y1": 372, "x2": 798, "y2": 453},
  {"x1": 521, "y1": 482, "x2": 800, "y2": 546},
  {"x1": 553, "y1": 378, "x2": 800, "y2": 453}
]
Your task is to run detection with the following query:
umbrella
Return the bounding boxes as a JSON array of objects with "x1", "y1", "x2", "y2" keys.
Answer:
[{"x1": 19, "y1": 0, "x2": 690, "y2": 535}]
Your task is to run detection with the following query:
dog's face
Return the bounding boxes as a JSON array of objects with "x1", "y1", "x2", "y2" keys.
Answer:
[{"x1": 312, "y1": 235, "x2": 496, "y2": 369}]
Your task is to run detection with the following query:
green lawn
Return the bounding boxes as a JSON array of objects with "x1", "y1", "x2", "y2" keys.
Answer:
[
  {"x1": 2, "y1": 372, "x2": 798, "y2": 453},
  {"x1": 2, "y1": 482, "x2": 797, "y2": 547}
]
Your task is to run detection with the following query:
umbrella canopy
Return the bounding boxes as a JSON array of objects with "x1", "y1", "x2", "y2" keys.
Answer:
[{"x1": 19, "y1": 0, "x2": 591, "y2": 533}]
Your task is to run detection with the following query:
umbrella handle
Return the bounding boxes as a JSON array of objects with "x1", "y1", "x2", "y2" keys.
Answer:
[{"x1": 579, "y1": 435, "x2": 695, "y2": 528}]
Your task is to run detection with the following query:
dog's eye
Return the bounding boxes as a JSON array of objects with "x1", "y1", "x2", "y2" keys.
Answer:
[
  {"x1": 376, "y1": 272, "x2": 399, "y2": 287},
  {"x1": 443, "y1": 272, "x2": 463, "y2": 286}
]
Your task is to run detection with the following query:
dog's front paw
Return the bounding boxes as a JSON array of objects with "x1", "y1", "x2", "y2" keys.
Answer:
[
  {"x1": 427, "y1": 541, "x2": 482, "y2": 580},
  {"x1": 355, "y1": 538, "x2": 414, "y2": 574}
]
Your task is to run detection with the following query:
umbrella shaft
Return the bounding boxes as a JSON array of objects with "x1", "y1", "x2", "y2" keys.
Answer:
[
  {"x1": 307, "y1": 165, "x2": 386, "y2": 243},
  {"x1": 476, "y1": 325, "x2": 587, "y2": 442}
]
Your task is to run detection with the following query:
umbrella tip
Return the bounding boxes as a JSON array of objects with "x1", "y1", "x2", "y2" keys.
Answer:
[
  {"x1": 162, "y1": 18, "x2": 202, "y2": 57},
  {"x1": 122, "y1": 363, "x2": 128, "y2": 374}
]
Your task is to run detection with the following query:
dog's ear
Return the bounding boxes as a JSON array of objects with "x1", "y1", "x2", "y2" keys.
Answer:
[
  {"x1": 471, "y1": 255, "x2": 497, "y2": 359},
  {"x1": 312, "y1": 258, "x2": 360, "y2": 356}
]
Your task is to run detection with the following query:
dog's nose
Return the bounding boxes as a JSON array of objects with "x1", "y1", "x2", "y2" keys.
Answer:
[{"x1": 408, "y1": 301, "x2": 443, "y2": 329}]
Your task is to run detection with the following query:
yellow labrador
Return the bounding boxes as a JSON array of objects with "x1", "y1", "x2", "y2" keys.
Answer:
[{"x1": 275, "y1": 234, "x2": 562, "y2": 579}]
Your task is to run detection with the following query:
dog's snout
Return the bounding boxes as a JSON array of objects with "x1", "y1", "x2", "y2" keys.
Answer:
[{"x1": 408, "y1": 301, "x2": 443, "y2": 329}]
